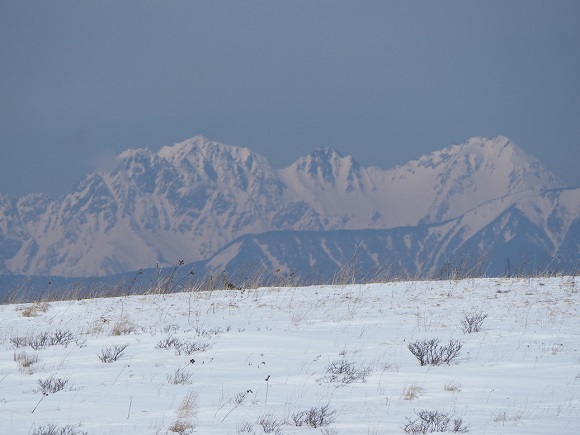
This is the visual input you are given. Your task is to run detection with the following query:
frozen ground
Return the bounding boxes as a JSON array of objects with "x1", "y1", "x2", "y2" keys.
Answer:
[{"x1": 0, "y1": 277, "x2": 578, "y2": 434}]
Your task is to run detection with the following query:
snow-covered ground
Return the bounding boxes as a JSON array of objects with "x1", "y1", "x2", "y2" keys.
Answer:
[{"x1": 1, "y1": 277, "x2": 578, "y2": 434}]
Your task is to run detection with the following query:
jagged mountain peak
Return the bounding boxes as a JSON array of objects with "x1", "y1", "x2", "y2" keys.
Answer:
[
  {"x1": 159, "y1": 135, "x2": 222, "y2": 159},
  {"x1": 159, "y1": 136, "x2": 254, "y2": 163},
  {"x1": 406, "y1": 135, "x2": 563, "y2": 191},
  {"x1": 308, "y1": 147, "x2": 344, "y2": 159},
  {"x1": 293, "y1": 147, "x2": 347, "y2": 165},
  {"x1": 287, "y1": 147, "x2": 361, "y2": 184},
  {"x1": 378, "y1": 136, "x2": 567, "y2": 225},
  {"x1": 415, "y1": 136, "x2": 518, "y2": 167},
  {"x1": 156, "y1": 136, "x2": 277, "y2": 184},
  {"x1": 116, "y1": 147, "x2": 156, "y2": 164},
  {"x1": 447, "y1": 136, "x2": 543, "y2": 169}
]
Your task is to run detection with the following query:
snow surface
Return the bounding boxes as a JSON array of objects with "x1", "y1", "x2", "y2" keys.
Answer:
[{"x1": 1, "y1": 277, "x2": 579, "y2": 434}]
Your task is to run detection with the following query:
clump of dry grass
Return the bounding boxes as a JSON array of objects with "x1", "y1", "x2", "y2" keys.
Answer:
[
  {"x1": 444, "y1": 379, "x2": 462, "y2": 392},
  {"x1": 169, "y1": 386, "x2": 198, "y2": 432},
  {"x1": 177, "y1": 390, "x2": 198, "y2": 419},
  {"x1": 168, "y1": 419, "x2": 195, "y2": 434},
  {"x1": 403, "y1": 384, "x2": 425, "y2": 400},
  {"x1": 18, "y1": 302, "x2": 50, "y2": 317},
  {"x1": 111, "y1": 318, "x2": 137, "y2": 336},
  {"x1": 14, "y1": 350, "x2": 40, "y2": 374}
]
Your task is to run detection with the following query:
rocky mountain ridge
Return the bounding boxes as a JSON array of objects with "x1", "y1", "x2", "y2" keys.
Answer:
[{"x1": 0, "y1": 135, "x2": 577, "y2": 277}]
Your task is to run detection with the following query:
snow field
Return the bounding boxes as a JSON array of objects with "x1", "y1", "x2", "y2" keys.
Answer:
[{"x1": 0, "y1": 277, "x2": 578, "y2": 434}]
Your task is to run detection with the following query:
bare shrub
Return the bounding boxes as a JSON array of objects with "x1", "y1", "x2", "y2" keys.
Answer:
[
  {"x1": 36, "y1": 374, "x2": 70, "y2": 394},
  {"x1": 168, "y1": 419, "x2": 195, "y2": 435},
  {"x1": 75, "y1": 336, "x2": 87, "y2": 348},
  {"x1": 321, "y1": 359, "x2": 372, "y2": 384},
  {"x1": 156, "y1": 336, "x2": 181, "y2": 350},
  {"x1": 408, "y1": 339, "x2": 463, "y2": 366},
  {"x1": 176, "y1": 340, "x2": 211, "y2": 355},
  {"x1": 257, "y1": 412, "x2": 283, "y2": 433},
  {"x1": 10, "y1": 335, "x2": 28, "y2": 348},
  {"x1": 236, "y1": 420, "x2": 255, "y2": 433},
  {"x1": 167, "y1": 368, "x2": 193, "y2": 385},
  {"x1": 403, "y1": 410, "x2": 469, "y2": 434},
  {"x1": 193, "y1": 325, "x2": 229, "y2": 338},
  {"x1": 382, "y1": 362, "x2": 401, "y2": 372},
  {"x1": 292, "y1": 404, "x2": 337, "y2": 428},
  {"x1": 403, "y1": 384, "x2": 424, "y2": 400},
  {"x1": 28, "y1": 331, "x2": 51, "y2": 350},
  {"x1": 492, "y1": 408, "x2": 526, "y2": 424},
  {"x1": 10, "y1": 329, "x2": 75, "y2": 350},
  {"x1": 460, "y1": 312, "x2": 488, "y2": 333},
  {"x1": 49, "y1": 329, "x2": 75, "y2": 346},
  {"x1": 30, "y1": 424, "x2": 88, "y2": 435},
  {"x1": 98, "y1": 344, "x2": 128, "y2": 363},
  {"x1": 156, "y1": 336, "x2": 211, "y2": 355},
  {"x1": 234, "y1": 390, "x2": 249, "y2": 404},
  {"x1": 163, "y1": 324, "x2": 180, "y2": 334}
]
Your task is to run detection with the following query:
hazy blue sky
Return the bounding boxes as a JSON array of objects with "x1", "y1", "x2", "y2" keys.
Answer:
[{"x1": 1, "y1": 1, "x2": 579, "y2": 198}]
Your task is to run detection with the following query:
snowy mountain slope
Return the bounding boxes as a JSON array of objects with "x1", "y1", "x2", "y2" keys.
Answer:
[
  {"x1": 0, "y1": 194, "x2": 26, "y2": 271},
  {"x1": 202, "y1": 188, "x2": 580, "y2": 280},
  {"x1": 0, "y1": 135, "x2": 576, "y2": 277},
  {"x1": 277, "y1": 136, "x2": 565, "y2": 230},
  {"x1": 1, "y1": 277, "x2": 578, "y2": 433},
  {"x1": 399, "y1": 136, "x2": 565, "y2": 224},
  {"x1": 3, "y1": 137, "x2": 289, "y2": 276}
]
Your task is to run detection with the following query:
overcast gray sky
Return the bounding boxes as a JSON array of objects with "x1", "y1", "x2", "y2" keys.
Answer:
[{"x1": 1, "y1": 1, "x2": 579, "y2": 198}]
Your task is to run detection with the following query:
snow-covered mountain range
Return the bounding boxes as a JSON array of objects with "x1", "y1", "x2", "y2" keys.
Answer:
[{"x1": 1, "y1": 135, "x2": 578, "y2": 278}]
